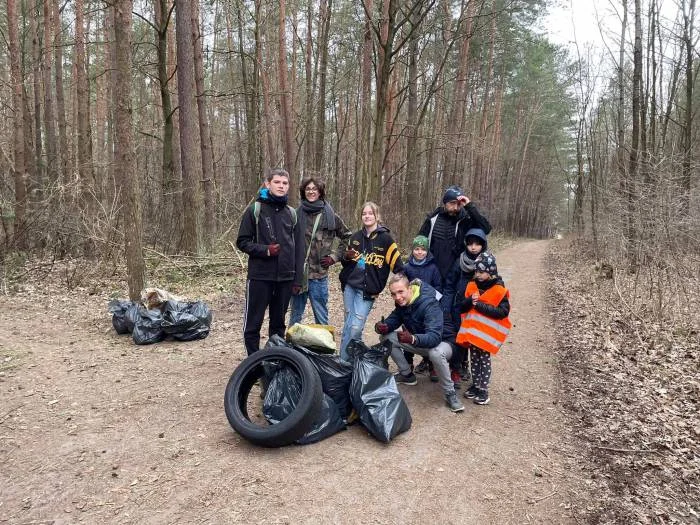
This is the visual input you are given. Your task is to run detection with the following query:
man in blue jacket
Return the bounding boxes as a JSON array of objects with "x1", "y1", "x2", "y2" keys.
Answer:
[{"x1": 374, "y1": 274, "x2": 464, "y2": 412}]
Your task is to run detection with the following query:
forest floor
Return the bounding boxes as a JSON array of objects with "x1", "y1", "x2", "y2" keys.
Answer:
[{"x1": 0, "y1": 238, "x2": 695, "y2": 524}]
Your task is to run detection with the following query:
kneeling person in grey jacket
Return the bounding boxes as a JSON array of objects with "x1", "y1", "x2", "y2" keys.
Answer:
[{"x1": 374, "y1": 273, "x2": 464, "y2": 412}]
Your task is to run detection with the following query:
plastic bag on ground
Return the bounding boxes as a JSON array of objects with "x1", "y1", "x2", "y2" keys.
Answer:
[
  {"x1": 108, "y1": 299, "x2": 139, "y2": 334},
  {"x1": 161, "y1": 300, "x2": 212, "y2": 341},
  {"x1": 132, "y1": 308, "x2": 166, "y2": 345},
  {"x1": 267, "y1": 335, "x2": 353, "y2": 418},
  {"x1": 286, "y1": 323, "x2": 336, "y2": 354},
  {"x1": 349, "y1": 340, "x2": 412, "y2": 443},
  {"x1": 262, "y1": 361, "x2": 345, "y2": 444}
]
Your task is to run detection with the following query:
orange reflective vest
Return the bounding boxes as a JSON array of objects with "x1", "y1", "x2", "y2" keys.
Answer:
[{"x1": 456, "y1": 281, "x2": 511, "y2": 354}]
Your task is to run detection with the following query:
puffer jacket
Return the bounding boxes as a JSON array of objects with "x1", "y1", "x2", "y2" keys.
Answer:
[
  {"x1": 404, "y1": 253, "x2": 443, "y2": 293},
  {"x1": 418, "y1": 202, "x2": 491, "y2": 281},
  {"x1": 384, "y1": 280, "x2": 444, "y2": 349}
]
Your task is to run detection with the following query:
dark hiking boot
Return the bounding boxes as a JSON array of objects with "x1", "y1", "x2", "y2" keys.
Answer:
[{"x1": 394, "y1": 372, "x2": 418, "y2": 386}]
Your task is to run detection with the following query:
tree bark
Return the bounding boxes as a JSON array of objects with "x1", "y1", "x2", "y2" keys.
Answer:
[
  {"x1": 192, "y1": 0, "x2": 216, "y2": 244},
  {"x1": 8, "y1": 0, "x2": 27, "y2": 247},
  {"x1": 54, "y1": 0, "x2": 70, "y2": 185},
  {"x1": 314, "y1": 0, "x2": 332, "y2": 172},
  {"x1": 175, "y1": 0, "x2": 203, "y2": 253},
  {"x1": 277, "y1": 0, "x2": 296, "y2": 177},
  {"x1": 42, "y1": 0, "x2": 58, "y2": 184},
  {"x1": 113, "y1": 0, "x2": 146, "y2": 299}
]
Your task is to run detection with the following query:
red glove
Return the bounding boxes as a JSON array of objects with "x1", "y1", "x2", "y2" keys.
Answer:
[
  {"x1": 291, "y1": 284, "x2": 302, "y2": 295},
  {"x1": 374, "y1": 322, "x2": 390, "y2": 335},
  {"x1": 397, "y1": 330, "x2": 415, "y2": 345},
  {"x1": 345, "y1": 248, "x2": 359, "y2": 260},
  {"x1": 320, "y1": 256, "x2": 335, "y2": 268},
  {"x1": 267, "y1": 244, "x2": 281, "y2": 256}
]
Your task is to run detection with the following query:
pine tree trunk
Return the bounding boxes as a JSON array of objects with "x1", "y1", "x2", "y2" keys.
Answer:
[
  {"x1": 42, "y1": 0, "x2": 58, "y2": 184},
  {"x1": 278, "y1": 0, "x2": 295, "y2": 177},
  {"x1": 192, "y1": 0, "x2": 216, "y2": 244},
  {"x1": 114, "y1": 0, "x2": 146, "y2": 300},
  {"x1": 175, "y1": 0, "x2": 203, "y2": 253},
  {"x1": 8, "y1": 0, "x2": 27, "y2": 247}
]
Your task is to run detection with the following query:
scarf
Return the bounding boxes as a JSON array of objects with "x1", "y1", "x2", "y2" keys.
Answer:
[
  {"x1": 459, "y1": 251, "x2": 478, "y2": 273},
  {"x1": 298, "y1": 199, "x2": 336, "y2": 236},
  {"x1": 258, "y1": 187, "x2": 288, "y2": 206},
  {"x1": 409, "y1": 255, "x2": 428, "y2": 266}
]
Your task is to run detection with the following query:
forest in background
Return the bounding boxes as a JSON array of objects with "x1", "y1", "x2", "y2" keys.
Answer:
[{"x1": 0, "y1": 0, "x2": 698, "y2": 299}]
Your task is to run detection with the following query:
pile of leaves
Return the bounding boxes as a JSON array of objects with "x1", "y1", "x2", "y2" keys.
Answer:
[{"x1": 547, "y1": 240, "x2": 699, "y2": 523}]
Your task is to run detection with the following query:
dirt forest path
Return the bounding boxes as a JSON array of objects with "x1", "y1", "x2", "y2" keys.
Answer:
[{"x1": 0, "y1": 239, "x2": 587, "y2": 524}]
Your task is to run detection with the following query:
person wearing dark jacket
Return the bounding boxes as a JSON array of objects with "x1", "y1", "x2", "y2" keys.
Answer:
[
  {"x1": 375, "y1": 274, "x2": 464, "y2": 412},
  {"x1": 442, "y1": 228, "x2": 489, "y2": 382},
  {"x1": 418, "y1": 185, "x2": 491, "y2": 286},
  {"x1": 289, "y1": 177, "x2": 351, "y2": 326},
  {"x1": 338, "y1": 202, "x2": 403, "y2": 360},
  {"x1": 402, "y1": 234, "x2": 442, "y2": 371},
  {"x1": 455, "y1": 252, "x2": 511, "y2": 405},
  {"x1": 403, "y1": 235, "x2": 443, "y2": 293},
  {"x1": 236, "y1": 169, "x2": 304, "y2": 355}
]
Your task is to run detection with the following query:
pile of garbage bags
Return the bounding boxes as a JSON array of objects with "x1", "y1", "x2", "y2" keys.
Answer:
[
  {"x1": 224, "y1": 335, "x2": 412, "y2": 447},
  {"x1": 108, "y1": 296, "x2": 212, "y2": 345}
]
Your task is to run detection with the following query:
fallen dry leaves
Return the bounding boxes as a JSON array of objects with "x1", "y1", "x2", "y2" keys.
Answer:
[{"x1": 547, "y1": 240, "x2": 699, "y2": 523}]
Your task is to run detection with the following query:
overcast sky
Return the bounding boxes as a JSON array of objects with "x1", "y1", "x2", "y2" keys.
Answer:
[{"x1": 542, "y1": 0, "x2": 610, "y2": 51}]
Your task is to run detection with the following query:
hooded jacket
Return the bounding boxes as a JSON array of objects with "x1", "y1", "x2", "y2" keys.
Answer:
[
  {"x1": 418, "y1": 202, "x2": 491, "y2": 281},
  {"x1": 236, "y1": 197, "x2": 304, "y2": 283},
  {"x1": 384, "y1": 280, "x2": 444, "y2": 349},
  {"x1": 442, "y1": 228, "x2": 489, "y2": 329},
  {"x1": 404, "y1": 252, "x2": 443, "y2": 293},
  {"x1": 339, "y1": 225, "x2": 403, "y2": 299}
]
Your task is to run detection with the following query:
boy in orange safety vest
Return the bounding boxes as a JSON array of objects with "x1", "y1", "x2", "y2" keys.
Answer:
[{"x1": 455, "y1": 252, "x2": 511, "y2": 405}]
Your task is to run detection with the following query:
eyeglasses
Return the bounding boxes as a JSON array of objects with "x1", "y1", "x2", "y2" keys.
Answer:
[{"x1": 305, "y1": 187, "x2": 319, "y2": 193}]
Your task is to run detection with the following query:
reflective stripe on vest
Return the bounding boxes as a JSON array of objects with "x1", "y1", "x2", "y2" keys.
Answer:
[{"x1": 455, "y1": 281, "x2": 511, "y2": 354}]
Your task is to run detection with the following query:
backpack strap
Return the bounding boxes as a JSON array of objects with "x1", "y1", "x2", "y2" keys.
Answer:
[{"x1": 251, "y1": 201, "x2": 297, "y2": 240}]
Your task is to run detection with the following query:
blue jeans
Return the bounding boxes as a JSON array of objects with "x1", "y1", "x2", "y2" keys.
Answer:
[
  {"x1": 340, "y1": 285, "x2": 374, "y2": 361},
  {"x1": 289, "y1": 277, "x2": 329, "y2": 326}
]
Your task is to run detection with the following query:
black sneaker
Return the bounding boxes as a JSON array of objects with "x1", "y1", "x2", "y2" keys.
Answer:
[
  {"x1": 473, "y1": 389, "x2": 490, "y2": 405},
  {"x1": 394, "y1": 372, "x2": 418, "y2": 386},
  {"x1": 445, "y1": 391, "x2": 465, "y2": 412},
  {"x1": 463, "y1": 385, "x2": 479, "y2": 399}
]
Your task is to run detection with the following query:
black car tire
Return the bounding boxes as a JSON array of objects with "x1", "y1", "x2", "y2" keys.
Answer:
[{"x1": 224, "y1": 346, "x2": 322, "y2": 447}]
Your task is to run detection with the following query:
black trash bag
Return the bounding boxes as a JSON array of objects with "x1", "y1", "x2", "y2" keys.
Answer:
[
  {"x1": 262, "y1": 362, "x2": 345, "y2": 445},
  {"x1": 108, "y1": 300, "x2": 139, "y2": 335},
  {"x1": 262, "y1": 364, "x2": 302, "y2": 424},
  {"x1": 296, "y1": 393, "x2": 346, "y2": 445},
  {"x1": 349, "y1": 341, "x2": 412, "y2": 443},
  {"x1": 267, "y1": 335, "x2": 354, "y2": 419},
  {"x1": 161, "y1": 300, "x2": 212, "y2": 341},
  {"x1": 347, "y1": 338, "x2": 391, "y2": 368},
  {"x1": 132, "y1": 307, "x2": 166, "y2": 345}
]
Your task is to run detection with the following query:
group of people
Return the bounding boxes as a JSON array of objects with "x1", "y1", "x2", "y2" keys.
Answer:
[{"x1": 236, "y1": 169, "x2": 511, "y2": 414}]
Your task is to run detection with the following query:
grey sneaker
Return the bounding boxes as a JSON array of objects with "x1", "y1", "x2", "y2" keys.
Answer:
[
  {"x1": 445, "y1": 391, "x2": 465, "y2": 412},
  {"x1": 473, "y1": 389, "x2": 490, "y2": 405},
  {"x1": 394, "y1": 372, "x2": 418, "y2": 386}
]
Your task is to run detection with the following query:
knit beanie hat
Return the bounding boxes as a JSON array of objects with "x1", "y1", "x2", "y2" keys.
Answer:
[
  {"x1": 442, "y1": 185, "x2": 465, "y2": 204},
  {"x1": 475, "y1": 252, "x2": 498, "y2": 276},
  {"x1": 412, "y1": 235, "x2": 429, "y2": 250}
]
